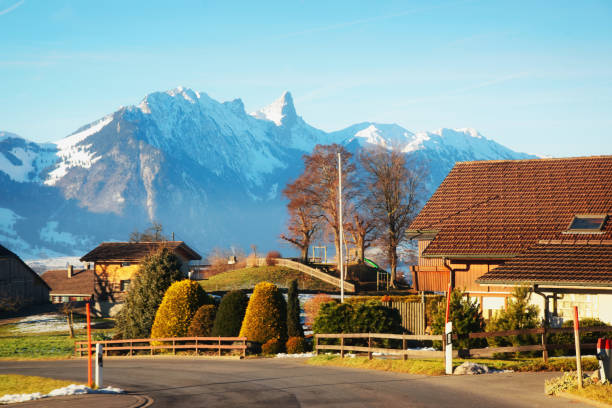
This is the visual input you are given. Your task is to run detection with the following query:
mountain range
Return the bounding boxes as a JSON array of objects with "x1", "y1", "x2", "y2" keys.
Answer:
[{"x1": 0, "y1": 87, "x2": 535, "y2": 260}]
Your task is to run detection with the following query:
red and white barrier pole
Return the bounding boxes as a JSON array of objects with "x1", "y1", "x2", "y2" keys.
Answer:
[
  {"x1": 86, "y1": 302, "x2": 93, "y2": 388},
  {"x1": 445, "y1": 282, "x2": 453, "y2": 375},
  {"x1": 573, "y1": 306, "x2": 582, "y2": 388}
]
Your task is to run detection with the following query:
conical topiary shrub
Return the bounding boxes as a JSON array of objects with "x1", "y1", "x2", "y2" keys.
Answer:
[
  {"x1": 151, "y1": 280, "x2": 209, "y2": 339},
  {"x1": 287, "y1": 279, "x2": 304, "y2": 338},
  {"x1": 239, "y1": 281, "x2": 287, "y2": 345},
  {"x1": 211, "y1": 290, "x2": 249, "y2": 337}
]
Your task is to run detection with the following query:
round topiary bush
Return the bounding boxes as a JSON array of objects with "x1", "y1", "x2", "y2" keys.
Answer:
[
  {"x1": 286, "y1": 336, "x2": 307, "y2": 354},
  {"x1": 211, "y1": 290, "x2": 249, "y2": 337},
  {"x1": 151, "y1": 280, "x2": 210, "y2": 339},
  {"x1": 261, "y1": 338, "x2": 282, "y2": 355},
  {"x1": 239, "y1": 281, "x2": 287, "y2": 345},
  {"x1": 188, "y1": 304, "x2": 217, "y2": 337}
]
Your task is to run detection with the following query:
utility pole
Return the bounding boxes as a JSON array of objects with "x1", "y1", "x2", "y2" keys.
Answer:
[{"x1": 338, "y1": 152, "x2": 344, "y2": 303}]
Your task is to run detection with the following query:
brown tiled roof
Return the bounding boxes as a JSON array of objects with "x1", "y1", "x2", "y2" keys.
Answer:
[
  {"x1": 41, "y1": 269, "x2": 94, "y2": 295},
  {"x1": 80, "y1": 241, "x2": 201, "y2": 262},
  {"x1": 476, "y1": 240, "x2": 612, "y2": 287},
  {"x1": 408, "y1": 156, "x2": 612, "y2": 258}
]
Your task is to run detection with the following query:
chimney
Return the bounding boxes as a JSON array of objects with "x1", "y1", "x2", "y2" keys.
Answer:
[{"x1": 67, "y1": 264, "x2": 73, "y2": 279}]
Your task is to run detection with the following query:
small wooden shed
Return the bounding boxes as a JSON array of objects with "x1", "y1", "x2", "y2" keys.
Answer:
[{"x1": 0, "y1": 244, "x2": 50, "y2": 310}]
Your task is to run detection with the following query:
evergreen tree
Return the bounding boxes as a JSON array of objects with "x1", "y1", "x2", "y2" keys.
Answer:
[
  {"x1": 211, "y1": 290, "x2": 249, "y2": 337},
  {"x1": 286, "y1": 280, "x2": 304, "y2": 338},
  {"x1": 115, "y1": 248, "x2": 183, "y2": 339},
  {"x1": 487, "y1": 286, "x2": 540, "y2": 350},
  {"x1": 431, "y1": 289, "x2": 485, "y2": 350}
]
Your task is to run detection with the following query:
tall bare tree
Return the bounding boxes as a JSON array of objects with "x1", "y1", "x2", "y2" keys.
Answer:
[
  {"x1": 345, "y1": 211, "x2": 376, "y2": 264},
  {"x1": 280, "y1": 182, "x2": 319, "y2": 262},
  {"x1": 360, "y1": 146, "x2": 426, "y2": 287},
  {"x1": 282, "y1": 144, "x2": 357, "y2": 271}
]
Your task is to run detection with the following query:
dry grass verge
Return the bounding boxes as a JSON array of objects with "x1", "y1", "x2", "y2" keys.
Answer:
[{"x1": 0, "y1": 374, "x2": 80, "y2": 396}]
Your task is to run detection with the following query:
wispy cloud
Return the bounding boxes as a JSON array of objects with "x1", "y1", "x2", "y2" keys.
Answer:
[
  {"x1": 0, "y1": 0, "x2": 24, "y2": 16},
  {"x1": 280, "y1": 0, "x2": 473, "y2": 39}
]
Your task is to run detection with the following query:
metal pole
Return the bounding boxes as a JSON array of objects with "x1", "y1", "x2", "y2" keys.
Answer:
[{"x1": 338, "y1": 152, "x2": 344, "y2": 303}]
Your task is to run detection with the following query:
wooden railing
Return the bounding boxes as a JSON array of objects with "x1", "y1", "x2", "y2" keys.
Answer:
[
  {"x1": 75, "y1": 336, "x2": 247, "y2": 358},
  {"x1": 461, "y1": 325, "x2": 612, "y2": 361},
  {"x1": 315, "y1": 333, "x2": 443, "y2": 360},
  {"x1": 255, "y1": 258, "x2": 356, "y2": 292}
]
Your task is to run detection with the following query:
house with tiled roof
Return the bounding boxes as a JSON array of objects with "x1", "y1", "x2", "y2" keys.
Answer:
[
  {"x1": 407, "y1": 155, "x2": 612, "y2": 324},
  {"x1": 80, "y1": 241, "x2": 201, "y2": 302},
  {"x1": 41, "y1": 266, "x2": 94, "y2": 303}
]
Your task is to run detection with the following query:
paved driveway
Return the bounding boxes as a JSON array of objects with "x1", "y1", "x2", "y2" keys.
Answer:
[{"x1": 0, "y1": 357, "x2": 590, "y2": 407}]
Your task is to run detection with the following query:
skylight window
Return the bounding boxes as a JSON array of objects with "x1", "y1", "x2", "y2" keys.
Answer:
[{"x1": 565, "y1": 214, "x2": 607, "y2": 233}]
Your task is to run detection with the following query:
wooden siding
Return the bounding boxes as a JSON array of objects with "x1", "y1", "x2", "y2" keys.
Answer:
[
  {"x1": 417, "y1": 240, "x2": 444, "y2": 267},
  {"x1": 412, "y1": 263, "x2": 510, "y2": 294},
  {"x1": 412, "y1": 266, "x2": 449, "y2": 292},
  {"x1": 0, "y1": 258, "x2": 49, "y2": 307}
]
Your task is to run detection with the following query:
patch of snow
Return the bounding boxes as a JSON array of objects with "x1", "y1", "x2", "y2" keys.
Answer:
[
  {"x1": 275, "y1": 352, "x2": 315, "y2": 358},
  {"x1": 11, "y1": 314, "x2": 86, "y2": 334},
  {"x1": 0, "y1": 147, "x2": 38, "y2": 182},
  {"x1": 0, "y1": 384, "x2": 124, "y2": 404},
  {"x1": 453, "y1": 361, "x2": 513, "y2": 375},
  {"x1": 251, "y1": 91, "x2": 293, "y2": 126}
]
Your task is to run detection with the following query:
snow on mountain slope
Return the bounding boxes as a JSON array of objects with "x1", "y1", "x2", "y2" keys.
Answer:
[{"x1": 0, "y1": 87, "x2": 537, "y2": 259}]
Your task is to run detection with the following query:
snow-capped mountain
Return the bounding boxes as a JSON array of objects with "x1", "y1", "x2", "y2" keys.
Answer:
[{"x1": 0, "y1": 87, "x2": 535, "y2": 259}]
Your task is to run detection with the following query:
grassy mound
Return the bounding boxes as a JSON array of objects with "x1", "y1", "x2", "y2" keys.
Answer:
[{"x1": 199, "y1": 266, "x2": 337, "y2": 291}]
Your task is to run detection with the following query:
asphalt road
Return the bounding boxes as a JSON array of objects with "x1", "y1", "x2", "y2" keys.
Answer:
[{"x1": 0, "y1": 357, "x2": 591, "y2": 408}]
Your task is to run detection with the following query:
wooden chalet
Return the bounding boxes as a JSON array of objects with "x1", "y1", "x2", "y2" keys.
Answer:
[
  {"x1": 0, "y1": 244, "x2": 50, "y2": 309},
  {"x1": 407, "y1": 156, "x2": 612, "y2": 323},
  {"x1": 80, "y1": 241, "x2": 201, "y2": 302},
  {"x1": 41, "y1": 265, "x2": 94, "y2": 303}
]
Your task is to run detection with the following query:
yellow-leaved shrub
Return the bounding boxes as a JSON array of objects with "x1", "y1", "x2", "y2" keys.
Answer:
[
  {"x1": 151, "y1": 279, "x2": 209, "y2": 339},
  {"x1": 239, "y1": 281, "x2": 287, "y2": 345}
]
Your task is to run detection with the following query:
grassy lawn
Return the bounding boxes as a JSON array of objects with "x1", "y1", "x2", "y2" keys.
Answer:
[
  {"x1": 307, "y1": 355, "x2": 600, "y2": 376},
  {"x1": 0, "y1": 374, "x2": 80, "y2": 396},
  {"x1": 199, "y1": 265, "x2": 337, "y2": 292},
  {"x1": 0, "y1": 316, "x2": 114, "y2": 360},
  {"x1": 566, "y1": 383, "x2": 612, "y2": 406}
]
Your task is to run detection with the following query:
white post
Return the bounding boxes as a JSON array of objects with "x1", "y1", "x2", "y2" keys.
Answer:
[
  {"x1": 338, "y1": 152, "x2": 344, "y2": 302},
  {"x1": 95, "y1": 343, "x2": 103, "y2": 388},
  {"x1": 445, "y1": 322, "x2": 453, "y2": 375}
]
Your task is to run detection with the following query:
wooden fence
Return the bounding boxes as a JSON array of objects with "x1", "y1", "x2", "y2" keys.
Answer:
[
  {"x1": 253, "y1": 257, "x2": 356, "y2": 293},
  {"x1": 385, "y1": 301, "x2": 426, "y2": 335},
  {"x1": 75, "y1": 336, "x2": 247, "y2": 358},
  {"x1": 315, "y1": 333, "x2": 443, "y2": 359}
]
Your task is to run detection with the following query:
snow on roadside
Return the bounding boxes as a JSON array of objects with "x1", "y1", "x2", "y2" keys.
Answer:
[
  {"x1": 0, "y1": 384, "x2": 124, "y2": 404},
  {"x1": 11, "y1": 314, "x2": 85, "y2": 334},
  {"x1": 275, "y1": 352, "x2": 315, "y2": 358}
]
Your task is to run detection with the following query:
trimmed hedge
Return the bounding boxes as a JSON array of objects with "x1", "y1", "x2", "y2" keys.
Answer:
[
  {"x1": 188, "y1": 305, "x2": 217, "y2": 337},
  {"x1": 151, "y1": 280, "x2": 210, "y2": 339},
  {"x1": 313, "y1": 300, "x2": 402, "y2": 335},
  {"x1": 211, "y1": 290, "x2": 249, "y2": 337},
  {"x1": 239, "y1": 281, "x2": 287, "y2": 345}
]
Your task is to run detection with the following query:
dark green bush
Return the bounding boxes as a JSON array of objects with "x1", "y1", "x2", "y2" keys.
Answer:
[
  {"x1": 211, "y1": 290, "x2": 248, "y2": 337},
  {"x1": 549, "y1": 318, "x2": 612, "y2": 356},
  {"x1": 431, "y1": 289, "x2": 485, "y2": 350},
  {"x1": 115, "y1": 248, "x2": 184, "y2": 339},
  {"x1": 287, "y1": 279, "x2": 304, "y2": 338},
  {"x1": 188, "y1": 304, "x2": 217, "y2": 337}
]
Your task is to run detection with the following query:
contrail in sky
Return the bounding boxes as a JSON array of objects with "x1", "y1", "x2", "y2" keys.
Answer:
[{"x1": 0, "y1": 0, "x2": 24, "y2": 16}]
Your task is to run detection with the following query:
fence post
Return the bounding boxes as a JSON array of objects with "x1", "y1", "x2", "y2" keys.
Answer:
[
  {"x1": 403, "y1": 333, "x2": 407, "y2": 361},
  {"x1": 173, "y1": 339, "x2": 176, "y2": 355},
  {"x1": 368, "y1": 333, "x2": 372, "y2": 360},
  {"x1": 195, "y1": 338, "x2": 199, "y2": 355},
  {"x1": 541, "y1": 327, "x2": 548, "y2": 363},
  {"x1": 242, "y1": 338, "x2": 246, "y2": 358},
  {"x1": 150, "y1": 339, "x2": 153, "y2": 356},
  {"x1": 340, "y1": 336, "x2": 345, "y2": 358},
  {"x1": 315, "y1": 336, "x2": 319, "y2": 356},
  {"x1": 573, "y1": 306, "x2": 583, "y2": 388},
  {"x1": 218, "y1": 336, "x2": 222, "y2": 357},
  {"x1": 130, "y1": 340, "x2": 133, "y2": 357}
]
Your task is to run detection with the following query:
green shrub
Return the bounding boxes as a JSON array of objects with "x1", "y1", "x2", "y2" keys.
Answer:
[
  {"x1": 115, "y1": 248, "x2": 184, "y2": 339},
  {"x1": 487, "y1": 287, "x2": 540, "y2": 355},
  {"x1": 549, "y1": 318, "x2": 612, "y2": 357},
  {"x1": 287, "y1": 279, "x2": 304, "y2": 338},
  {"x1": 313, "y1": 302, "x2": 353, "y2": 334},
  {"x1": 239, "y1": 282, "x2": 287, "y2": 344},
  {"x1": 313, "y1": 300, "x2": 402, "y2": 334},
  {"x1": 151, "y1": 280, "x2": 210, "y2": 339},
  {"x1": 261, "y1": 338, "x2": 282, "y2": 355},
  {"x1": 286, "y1": 336, "x2": 307, "y2": 354},
  {"x1": 211, "y1": 290, "x2": 249, "y2": 337},
  {"x1": 188, "y1": 304, "x2": 217, "y2": 337},
  {"x1": 431, "y1": 289, "x2": 485, "y2": 350}
]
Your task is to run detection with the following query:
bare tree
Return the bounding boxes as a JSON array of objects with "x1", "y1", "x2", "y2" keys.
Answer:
[
  {"x1": 280, "y1": 203, "x2": 319, "y2": 262},
  {"x1": 360, "y1": 146, "x2": 427, "y2": 287},
  {"x1": 345, "y1": 211, "x2": 376, "y2": 264},
  {"x1": 129, "y1": 222, "x2": 167, "y2": 242},
  {"x1": 283, "y1": 144, "x2": 357, "y2": 271}
]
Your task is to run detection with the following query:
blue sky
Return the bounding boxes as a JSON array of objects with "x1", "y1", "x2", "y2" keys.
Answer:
[{"x1": 0, "y1": 0, "x2": 610, "y2": 157}]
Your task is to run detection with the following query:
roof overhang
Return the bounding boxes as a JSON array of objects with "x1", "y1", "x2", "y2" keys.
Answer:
[
  {"x1": 422, "y1": 253, "x2": 516, "y2": 260},
  {"x1": 477, "y1": 279, "x2": 612, "y2": 290},
  {"x1": 405, "y1": 230, "x2": 438, "y2": 240}
]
